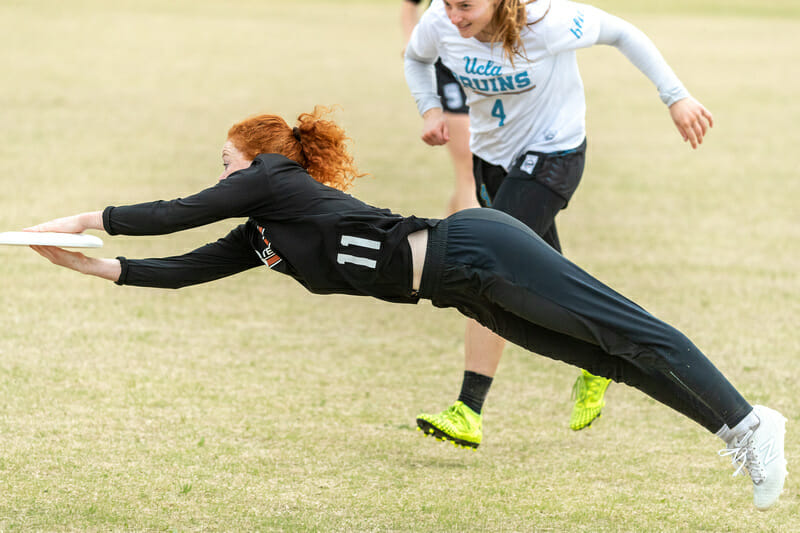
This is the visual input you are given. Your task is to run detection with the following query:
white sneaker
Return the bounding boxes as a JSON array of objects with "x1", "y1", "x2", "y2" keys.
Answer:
[{"x1": 719, "y1": 405, "x2": 788, "y2": 511}]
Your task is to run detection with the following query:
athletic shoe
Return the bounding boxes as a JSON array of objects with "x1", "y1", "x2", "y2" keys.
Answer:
[
  {"x1": 416, "y1": 401, "x2": 482, "y2": 449},
  {"x1": 719, "y1": 405, "x2": 787, "y2": 511},
  {"x1": 570, "y1": 369, "x2": 612, "y2": 430}
]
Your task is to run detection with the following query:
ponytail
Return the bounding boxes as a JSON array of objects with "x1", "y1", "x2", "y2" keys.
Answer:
[{"x1": 227, "y1": 106, "x2": 365, "y2": 191}]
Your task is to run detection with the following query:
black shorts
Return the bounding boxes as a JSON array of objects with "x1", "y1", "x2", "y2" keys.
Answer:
[
  {"x1": 472, "y1": 139, "x2": 587, "y2": 252},
  {"x1": 435, "y1": 59, "x2": 468, "y2": 115}
]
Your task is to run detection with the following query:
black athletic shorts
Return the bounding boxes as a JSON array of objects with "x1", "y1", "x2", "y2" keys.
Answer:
[
  {"x1": 472, "y1": 139, "x2": 587, "y2": 252},
  {"x1": 473, "y1": 139, "x2": 587, "y2": 208},
  {"x1": 435, "y1": 59, "x2": 468, "y2": 115}
]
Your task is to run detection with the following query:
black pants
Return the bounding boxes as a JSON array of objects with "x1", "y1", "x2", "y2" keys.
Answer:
[
  {"x1": 419, "y1": 209, "x2": 752, "y2": 432},
  {"x1": 473, "y1": 139, "x2": 587, "y2": 253}
]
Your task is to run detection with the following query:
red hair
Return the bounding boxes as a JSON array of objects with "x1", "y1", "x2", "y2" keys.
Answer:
[{"x1": 227, "y1": 106, "x2": 365, "y2": 191}]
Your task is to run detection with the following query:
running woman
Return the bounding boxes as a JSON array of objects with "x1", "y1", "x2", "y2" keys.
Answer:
[
  {"x1": 401, "y1": 0, "x2": 479, "y2": 215},
  {"x1": 404, "y1": 0, "x2": 714, "y2": 437},
  {"x1": 28, "y1": 107, "x2": 783, "y2": 510}
]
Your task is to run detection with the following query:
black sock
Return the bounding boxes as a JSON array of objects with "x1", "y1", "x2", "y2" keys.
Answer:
[{"x1": 457, "y1": 371, "x2": 493, "y2": 414}]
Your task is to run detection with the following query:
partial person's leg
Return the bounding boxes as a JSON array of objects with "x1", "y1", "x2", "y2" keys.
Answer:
[
  {"x1": 415, "y1": 156, "x2": 506, "y2": 448},
  {"x1": 492, "y1": 149, "x2": 610, "y2": 430},
  {"x1": 441, "y1": 112, "x2": 478, "y2": 215},
  {"x1": 418, "y1": 150, "x2": 587, "y2": 445}
]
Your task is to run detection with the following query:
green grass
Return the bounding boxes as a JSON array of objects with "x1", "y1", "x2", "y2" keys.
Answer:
[{"x1": 0, "y1": 1, "x2": 798, "y2": 530}]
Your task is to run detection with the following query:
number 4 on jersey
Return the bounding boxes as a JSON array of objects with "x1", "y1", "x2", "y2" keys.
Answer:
[{"x1": 491, "y1": 99, "x2": 506, "y2": 127}]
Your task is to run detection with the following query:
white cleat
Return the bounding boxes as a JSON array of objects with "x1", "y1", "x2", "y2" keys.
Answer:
[{"x1": 719, "y1": 405, "x2": 788, "y2": 511}]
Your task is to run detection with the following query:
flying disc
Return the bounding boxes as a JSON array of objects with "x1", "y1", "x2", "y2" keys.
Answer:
[{"x1": 0, "y1": 231, "x2": 103, "y2": 248}]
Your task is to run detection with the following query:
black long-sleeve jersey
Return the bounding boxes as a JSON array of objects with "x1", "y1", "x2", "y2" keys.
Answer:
[{"x1": 103, "y1": 154, "x2": 436, "y2": 304}]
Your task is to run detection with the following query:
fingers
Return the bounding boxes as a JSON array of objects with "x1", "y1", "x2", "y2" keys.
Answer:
[
  {"x1": 421, "y1": 108, "x2": 447, "y2": 146},
  {"x1": 702, "y1": 106, "x2": 714, "y2": 129},
  {"x1": 671, "y1": 99, "x2": 713, "y2": 150},
  {"x1": 29, "y1": 245, "x2": 83, "y2": 270}
]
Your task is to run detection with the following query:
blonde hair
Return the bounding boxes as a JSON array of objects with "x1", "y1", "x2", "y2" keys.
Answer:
[
  {"x1": 486, "y1": 0, "x2": 549, "y2": 66},
  {"x1": 227, "y1": 106, "x2": 365, "y2": 191}
]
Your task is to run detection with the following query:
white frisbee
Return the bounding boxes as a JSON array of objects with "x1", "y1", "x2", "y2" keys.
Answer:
[{"x1": 0, "y1": 231, "x2": 103, "y2": 248}]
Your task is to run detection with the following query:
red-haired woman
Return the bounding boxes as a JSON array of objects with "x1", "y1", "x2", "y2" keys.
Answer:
[
  {"x1": 404, "y1": 0, "x2": 715, "y2": 434},
  {"x1": 28, "y1": 108, "x2": 783, "y2": 510}
]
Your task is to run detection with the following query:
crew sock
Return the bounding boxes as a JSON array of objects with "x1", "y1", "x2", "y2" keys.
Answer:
[
  {"x1": 730, "y1": 409, "x2": 760, "y2": 443},
  {"x1": 456, "y1": 370, "x2": 493, "y2": 414},
  {"x1": 715, "y1": 424, "x2": 735, "y2": 445}
]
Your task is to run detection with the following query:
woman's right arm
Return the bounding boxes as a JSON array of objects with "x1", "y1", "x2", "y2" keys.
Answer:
[{"x1": 403, "y1": 8, "x2": 450, "y2": 146}]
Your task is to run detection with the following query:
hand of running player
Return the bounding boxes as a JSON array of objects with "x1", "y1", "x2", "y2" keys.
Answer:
[
  {"x1": 421, "y1": 108, "x2": 449, "y2": 146},
  {"x1": 669, "y1": 97, "x2": 713, "y2": 149}
]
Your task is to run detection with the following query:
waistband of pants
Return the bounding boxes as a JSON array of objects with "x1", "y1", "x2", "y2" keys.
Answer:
[
  {"x1": 518, "y1": 137, "x2": 587, "y2": 161},
  {"x1": 418, "y1": 219, "x2": 448, "y2": 300}
]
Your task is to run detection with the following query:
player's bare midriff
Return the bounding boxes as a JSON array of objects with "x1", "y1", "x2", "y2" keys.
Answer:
[{"x1": 407, "y1": 228, "x2": 428, "y2": 292}]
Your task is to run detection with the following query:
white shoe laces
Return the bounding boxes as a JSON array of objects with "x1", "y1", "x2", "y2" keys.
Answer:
[{"x1": 718, "y1": 429, "x2": 766, "y2": 485}]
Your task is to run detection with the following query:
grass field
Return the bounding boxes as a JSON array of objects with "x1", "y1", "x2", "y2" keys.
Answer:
[{"x1": 0, "y1": 1, "x2": 798, "y2": 530}]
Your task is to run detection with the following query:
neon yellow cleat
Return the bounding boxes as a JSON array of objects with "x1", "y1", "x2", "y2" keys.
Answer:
[
  {"x1": 416, "y1": 401, "x2": 482, "y2": 449},
  {"x1": 570, "y1": 369, "x2": 612, "y2": 431}
]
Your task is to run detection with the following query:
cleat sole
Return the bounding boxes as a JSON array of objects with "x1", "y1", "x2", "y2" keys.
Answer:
[{"x1": 416, "y1": 418, "x2": 479, "y2": 449}]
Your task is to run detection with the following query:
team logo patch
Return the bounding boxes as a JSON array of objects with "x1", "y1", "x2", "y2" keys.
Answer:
[
  {"x1": 520, "y1": 154, "x2": 539, "y2": 175},
  {"x1": 256, "y1": 225, "x2": 282, "y2": 268}
]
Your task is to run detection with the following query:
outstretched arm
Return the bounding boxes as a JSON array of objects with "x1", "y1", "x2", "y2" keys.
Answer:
[
  {"x1": 30, "y1": 224, "x2": 262, "y2": 289},
  {"x1": 30, "y1": 245, "x2": 122, "y2": 282}
]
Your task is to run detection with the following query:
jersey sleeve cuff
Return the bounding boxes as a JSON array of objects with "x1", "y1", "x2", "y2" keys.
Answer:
[
  {"x1": 114, "y1": 256, "x2": 128, "y2": 285},
  {"x1": 102, "y1": 206, "x2": 118, "y2": 235},
  {"x1": 660, "y1": 86, "x2": 691, "y2": 107}
]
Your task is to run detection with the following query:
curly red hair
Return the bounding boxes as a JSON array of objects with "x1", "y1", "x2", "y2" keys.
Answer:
[{"x1": 227, "y1": 106, "x2": 365, "y2": 191}]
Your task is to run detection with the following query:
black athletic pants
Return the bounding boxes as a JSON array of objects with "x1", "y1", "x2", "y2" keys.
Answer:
[{"x1": 419, "y1": 209, "x2": 752, "y2": 432}]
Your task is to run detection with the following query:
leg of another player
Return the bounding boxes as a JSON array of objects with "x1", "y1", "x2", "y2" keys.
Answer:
[
  {"x1": 442, "y1": 112, "x2": 479, "y2": 215},
  {"x1": 415, "y1": 320, "x2": 502, "y2": 449}
]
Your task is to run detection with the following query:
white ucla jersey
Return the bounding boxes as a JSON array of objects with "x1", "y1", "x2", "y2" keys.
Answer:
[{"x1": 406, "y1": 0, "x2": 688, "y2": 169}]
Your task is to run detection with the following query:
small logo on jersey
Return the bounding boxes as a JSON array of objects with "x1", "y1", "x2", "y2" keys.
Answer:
[
  {"x1": 569, "y1": 10, "x2": 585, "y2": 39},
  {"x1": 520, "y1": 154, "x2": 539, "y2": 174},
  {"x1": 256, "y1": 225, "x2": 282, "y2": 268}
]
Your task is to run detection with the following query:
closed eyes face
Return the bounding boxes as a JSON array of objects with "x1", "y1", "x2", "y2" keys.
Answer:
[
  {"x1": 219, "y1": 140, "x2": 253, "y2": 181},
  {"x1": 443, "y1": 0, "x2": 496, "y2": 41}
]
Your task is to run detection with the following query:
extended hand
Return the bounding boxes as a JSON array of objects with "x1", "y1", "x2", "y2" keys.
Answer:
[
  {"x1": 669, "y1": 97, "x2": 714, "y2": 149},
  {"x1": 30, "y1": 245, "x2": 91, "y2": 272},
  {"x1": 30, "y1": 245, "x2": 122, "y2": 282},
  {"x1": 24, "y1": 211, "x2": 104, "y2": 234}
]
